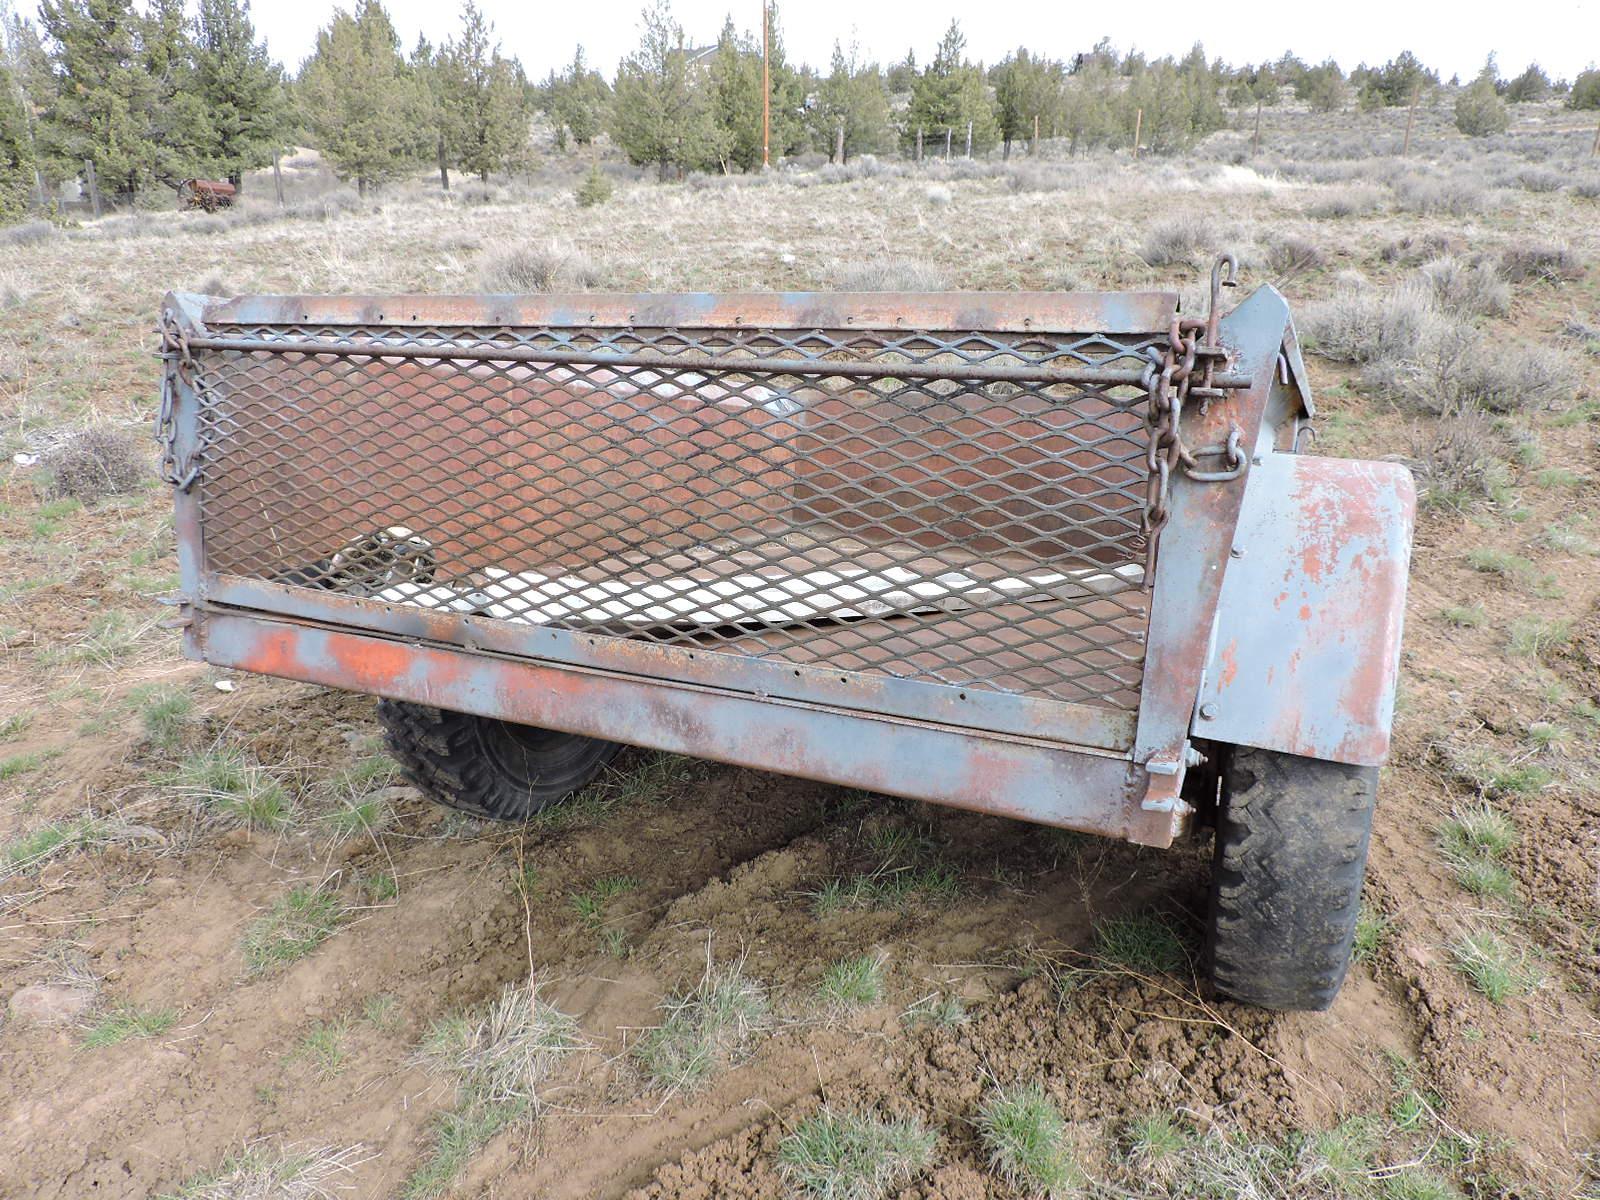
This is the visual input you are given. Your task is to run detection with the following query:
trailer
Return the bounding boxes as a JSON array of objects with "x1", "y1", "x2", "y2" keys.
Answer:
[{"x1": 157, "y1": 258, "x2": 1414, "y2": 1010}]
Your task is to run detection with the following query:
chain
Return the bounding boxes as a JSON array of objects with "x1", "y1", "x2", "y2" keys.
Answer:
[
  {"x1": 1138, "y1": 254, "x2": 1247, "y2": 586},
  {"x1": 157, "y1": 311, "x2": 200, "y2": 491}
]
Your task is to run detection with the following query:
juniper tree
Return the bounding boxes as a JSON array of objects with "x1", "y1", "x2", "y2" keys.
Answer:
[
  {"x1": 905, "y1": 22, "x2": 1000, "y2": 156},
  {"x1": 0, "y1": 62, "x2": 33, "y2": 219},
  {"x1": 992, "y1": 47, "x2": 1064, "y2": 157},
  {"x1": 437, "y1": 2, "x2": 527, "y2": 183},
  {"x1": 543, "y1": 46, "x2": 609, "y2": 149},
  {"x1": 194, "y1": 0, "x2": 286, "y2": 189},
  {"x1": 808, "y1": 41, "x2": 891, "y2": 162},
  {"x1": 298, "y1": 0, "x2": 419, "y2": 196},
  {"x1": 610, "y1": 1, "x2": 718, "y2": 179}
]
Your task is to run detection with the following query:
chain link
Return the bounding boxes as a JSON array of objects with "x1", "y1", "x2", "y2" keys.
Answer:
[
  {"x1": 1138, "y1": 255, "x2": 1248, "y2": 586},
  {"x1": 157, "y1": 311, "x2": 200, "y2": 491}
]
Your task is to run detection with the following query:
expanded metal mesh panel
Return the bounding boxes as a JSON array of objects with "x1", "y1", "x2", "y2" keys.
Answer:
[{"x1": 190, "y1": 322, "x2": 1160, "y2": 711}]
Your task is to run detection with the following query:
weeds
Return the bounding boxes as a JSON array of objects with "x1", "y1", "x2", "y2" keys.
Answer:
[
  {"x1": 977, "y1": 1083, "x2": 1082, "y2": 1196},
  {"x1": 1092, "y1": 913, "x2": 1188, "y2": 974},
  {"x1": 1353, "y1": 902, "x2": 1393, "y2": 962},
  {"x1": 241, "y1": 887, "x2": 345, "y2": 975},
  {"x1": 43, "y1": 427, "x2": 148, "y2": 503},
  {"x1": 817, "y1": 954, "x2": 885, "y2": 1012},
  {"x1": 632, "y1": 961, "x2": 771, "y2": 1094},
  {"x1": 901, "y1": 992, "x2": 967, "y2": 1028},
  {"x1": 811, "y1": 864, "x2": 959, "y2": 914},
  {"x1": 1508, "y1": 616, "x2": 1573, "y2": 660},
  {"x1": 1451, "y1": 928, "x2": 1541, "y2": 1002},
  {"x1": 134, "y1": 685, "x2": 193, "y2": 749},
  {"x1": 778, "y1": 1107, "x2": 937, "y2": 1200},
  {"x1": 830, "y1": 259, "x2": 948, "y2": 291},
  {"x1": 478, "y1": 243, "x2": 603, "y2": 292},
  {"x1": 2, "y1": 813, "x2": 109, "y2": 876},
  {"x1": 83, "y1": 1005, "x2": 178, "y2": 1048},
  {"x1": 173, "y1": 747, "x2": 293, "y2": 830},
  {"x1": 0, "y1": 748, "x2": 59, "y2": 782},
  {"x1": 291, "y1": 1019, "x2": 350, "y2": 1077},
  {"x1": 159, "y1": 1142, "x2": 370, "y2": 1200},
  {"x1": 1440, "y1": 802, "x2": 1518, "y2": 902},
  {"x1": 1138, "y1": 212, "x2": 1218, "y2": 267}
]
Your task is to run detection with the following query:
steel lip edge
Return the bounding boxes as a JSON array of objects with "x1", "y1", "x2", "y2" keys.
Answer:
[{"x1": 177, "y1": 333, "x2": 1252, "y2": 390}]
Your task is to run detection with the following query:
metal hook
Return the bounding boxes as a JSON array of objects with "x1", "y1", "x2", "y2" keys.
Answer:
[{"x1": 1205, "y1": 252, "x2": 1239, "y2": 349}]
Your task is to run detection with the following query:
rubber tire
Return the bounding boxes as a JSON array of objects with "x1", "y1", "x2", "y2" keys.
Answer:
[
  {"x1": 377, "y1": 700, "x2": 623, "y2": 821},
  {"x1": 1207, "y1": 746, "x2": 1378, "y2": 1012}
]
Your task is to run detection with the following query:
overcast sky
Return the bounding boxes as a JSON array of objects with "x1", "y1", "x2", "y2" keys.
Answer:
[{"x1": 16, "y1": 0, "x2": 1600, "y2": 82}]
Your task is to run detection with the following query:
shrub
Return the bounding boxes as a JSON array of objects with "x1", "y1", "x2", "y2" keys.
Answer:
[
  {"x1": 1410, "y1": 408, "x2": 1504, "y2": 505},
  {"x1": 43, "y1": 427, "x2": 148, "y2": 503},
  {"x1": 1455, "y1": 81, "x2": 1510, "y2": 137},
  {"x1": 1301, "y1": 280, "x2": 1441, "y2": 367},
  {"x1": 1391, "y1": 172, "x2": 1489, "y2": 216},
  {"x1": 778, "y1": 1108, "x2": 937, "y2": 1200},
  {"x1": 1138, "y1": 213, "x2": 1218, "y2": 267},
  {"x1": 1515, "y1": 167, "x2": 1564, "y2": 193},
  {"x1": 977, "y1": 1084, "x2": 1081, "y2": 1195},
  {"x1": 1263, "y1": 233, "x2": 1324, "y2": 277},
  {"x1": 477, "y1": 244, "x2": 604, "y2": 292},
  {"x1": 574, "y1": 164, "x2": 613, "y2": 208},
  {"x1": 1305, "y1": 186, "x2": 1384, "y2": 219},
  {"x1": 830, "y1": 259, "x2": 948, "y2": 291},
  {"x1": 455, "y1": 179, "x2": 502, "y2": 206},
  {"x1": 1500, "y1": 240, "x2": 1582, "y2": 282},
  {"x1": 0, "y1": 219, "x2": 55, "y2": 247},
  {"x1": 1416, "y1": 256, "x2": 1510, "y2": 317}
]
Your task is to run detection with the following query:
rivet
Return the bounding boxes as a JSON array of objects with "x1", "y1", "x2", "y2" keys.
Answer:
[{"x1": 1199, "y1": 703, "x2": 1218, "y2": 720}]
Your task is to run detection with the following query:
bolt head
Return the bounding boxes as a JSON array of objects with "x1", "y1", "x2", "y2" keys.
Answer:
[{"x1": 1198, "y1": 703, "x2": 1218, "y2": 720}]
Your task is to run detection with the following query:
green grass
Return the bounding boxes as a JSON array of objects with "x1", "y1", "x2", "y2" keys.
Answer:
[
  {"x1": 131, "y1": 684, "x2": 192, "y2": 749},
  {"x1": 538, "y1": 752, "x2": 700, "y2": 830},
  {"x1": 1383, "y1": 1168, "x2": 1465, "y2": 1199},
  {"x1": 407, "y1": 983, "x2": 584, "y2": 1198},
  {"x1": 363, "y1": 993, "x2": 400, "y2": 1030},
  {"x1": 1092, "y1": 913, "x2": 1189, "y2": 974},
  {"x1": 291, "y1": 1018, "x2": 350, "y2": 1076},
  {"x1": 901, "y1": 992, "x2": 967, "y2": 1028},
  {"x1": 777, "y1": 1107, "x2": 938, "y2": 1200},
  {"x1": 817, "y1": 954, "x2": 885, "y2": 1012},
  {"x1": 321, "y1": 793, "x2": 392, "y2": 843},
  {"x1": 632, "y1": 963, "x2": 770, "y2": 1093},
  {"x1": 1451, "y1": 929, "x2": 1542, "y2": 1003},
  {"x1": 173, "y1": 747, "x2": 293, "y2": 830},
  {"x1": 976, "y1": 1083, "x2": 1081, "y2": 1196},
  {"x1": 1532, "y1": 467, "x2": 1584, "y2": 489},
  {"x1": 1464, "y1": 547, "x2": 1532, "y2": 578},
  {"x1": 72, "y1": 610, "x2": 147, "y2": 666},
  {"x1": 810, "y1": 864, "x2": 960, "y2": 914},
  {"x1": 1353, "y1": 902, "x2": 1393, "y2": 963},
  {"x1": 30, "y1": 497, "x2": 82, "y2": 538},
  {"x1": 569, "y1": 874, "x2": 638, "y2": 927},
  {"x1": 241, "y1": 887, "x2": 345, "y2": 975},
  {"x1": 1507, "y1": 616, "x2": 1573, "y2": 659},
  {"x1": 0, "y1": 712, "x2": 30, "y2": 742},
  {"x1": 82, "y1": 1005, "x2": 178, "y2": 1048},
  {"x1": 1439, "y1": 803, "x2": 1518, "y2": 902},
  {"x1": 0, "y1": 748, "x2": 59, "y2": 781},
  {"x1": 1484, "y1": 762, "x2": 1550, "y2": 797},
  {"x1": 362, "y1": 870, "x2": 399, "y2": 903},
  {"x1": 2, "y1": 814, "x2": 108, "y2": 875},
  {"x1": 162, "y1": 1144, "x2": 368, "y2": 1200},
  {"x1": 1440, "y1": 603, "x2": 1485, "y2": 628}
]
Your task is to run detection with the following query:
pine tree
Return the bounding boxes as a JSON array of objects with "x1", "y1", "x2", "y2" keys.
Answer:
[
  {"x1": 992, "y1": 48, "x2": 1063, "y2": 157},
  {"x1": 409, "y1": 35, "x2": 452, "y2": 191},
  {"x1": 1456, "y1": 58, "x2": 1509, "y2": 137},
  {"x1": 298, "y1": 0, "x2": 418, "y2": 196},
  {"x1": 194, "y1": 0, "x2": 286, "y2": 189},
  {"x1": 544, "y1": 47, "x2": 609, "y2": 149},
  {"x1": 809, "y1": 41, "x2": 891, "y2": 162},
  {"x1": 905, "y1": 22, "x2": 999, "y2": 156},
  {"x1": 437, "y1": 2, "x2": 527, "y2": 183},
  {"x1": 36, "y1": 0, "x2": 158, "y2": 201},
  {"x1": 610, "y1": 1, "x2": 718, "y2": 179},
  {"x1": 143, "y1": 0, "x2": 213, "y2": 187},
  {"x1": 0, "y1": 62, "x2": 34, "y2": 220}
]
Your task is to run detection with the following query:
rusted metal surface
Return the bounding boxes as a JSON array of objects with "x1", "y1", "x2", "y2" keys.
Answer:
[
  {"x1": 198, "y1": 291, "x2": 1182, "y2": 335},
  {"x1": 158, "y1": 269, "x2": 1416, "y2": 851},
  {"x1": 1194, "y1": 453, "x2": 1415, "y2": 765},
  {"x1": 178, "y1": 179, "x2": 236, "y2": 211},
  {"x1": 199, "y1": 610, "x2": 1178, "y2": 846}
]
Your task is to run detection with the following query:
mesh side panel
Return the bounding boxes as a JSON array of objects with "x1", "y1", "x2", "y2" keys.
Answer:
[{"x1": 191, "y1": 323, "x2": 1158, "y2": 711}]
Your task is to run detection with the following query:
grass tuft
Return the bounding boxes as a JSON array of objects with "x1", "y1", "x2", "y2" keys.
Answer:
[
  {"x1": 173, "y1": 747, "x2": 293, "y2": 830},
  {"x1": 83, "y1": 1004, "x2": 178, "y2": 1048},
  {"x1": 817, "y1": 954, "x2": 885, "y2": 1012},
  {"x1": 976, "y1": 1083, "x2": 1082, "y2": 1196},
  {"x1": 777, "y1": 1107, "x2": 937, "y2": 1200},
  {"x1": 159, "y1": 1142, "x2": 369, "y2": 1200},
  {"x1": 632, "y1": 961, "x2": 771, "y2": 1094},
  {"x1": 1092, "y1": 913, "x2": 1188, "y2": 974},
  {"x1": 1451, "y1": 928, "x2": 1541, "y2": 1003},
  {"x1": 241, "y1": 887, "x2": 345, "y2": 975}
]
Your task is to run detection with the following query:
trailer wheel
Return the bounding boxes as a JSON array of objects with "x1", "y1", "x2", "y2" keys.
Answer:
[
  {"x1": 1206, "y1": 746, "x2": 1377, "y2": 1011},
  {"x1": 376, "y1": 700, "x2": 622, "y2": 821}
]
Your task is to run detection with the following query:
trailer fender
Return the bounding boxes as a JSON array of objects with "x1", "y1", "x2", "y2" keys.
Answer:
[{"x1": 1192, "y1": 452, "x2": 1415, "y2": 767}]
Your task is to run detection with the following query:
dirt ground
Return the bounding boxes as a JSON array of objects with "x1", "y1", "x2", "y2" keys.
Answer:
[{"x1": 2, "y1": 100, "x2": 1598, "y2": 1199}]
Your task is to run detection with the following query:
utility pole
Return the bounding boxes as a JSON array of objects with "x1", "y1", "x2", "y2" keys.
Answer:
[{"x1": 761, "y1": 1, "x2": 770, "y2": 169}]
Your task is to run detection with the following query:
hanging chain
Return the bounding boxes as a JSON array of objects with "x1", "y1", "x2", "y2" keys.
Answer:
[
  {"x1": 1139, "y1": 254, "x2": 1247, "y2": 586},
  {"x1": 157, "y1": 311, "x2": 200, "y2": 491}
]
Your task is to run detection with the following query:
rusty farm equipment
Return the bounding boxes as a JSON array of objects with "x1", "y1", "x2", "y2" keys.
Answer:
[
  {"x1": 157, "y1": 260, "x2": 1414, "y2": 1010},
  {"x1": 177, "y1": 179, "x2": 236, "y2": 212}
]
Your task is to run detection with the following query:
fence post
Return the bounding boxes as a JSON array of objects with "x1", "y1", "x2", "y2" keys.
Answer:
[
  {"x1": 1252, "y1": 97, "x2": 1262, "y2": 156},
  {"x1": 1402, "y1": 86, "x2": 1419, "y2": 156},
  {"x1": 965, "y1": 120, "x2": 973, "y2": 158},
  {"x1": 83, "y1": 158, "x2": 102, "y2": 218},
  {"x1": 916, "y1": 127, "x2": 923, "y2": 161},
  {"x1": 1132, "y1": 108, "x2": 1142, "y2": 159},
  {"x1": 1033, "y1": 112, "x2": 1040, "y2": 155},
  {"x1": 835, "y1": 122, "x2": 845, "y2": 163},
  {"x1": 273, "y1": 155, "x2": 285, "y2": 206},
  {"x1": 944, "y1": 126, "x2": 952, "y2": 159},
  {"x1": 1592, "y1": 115, "x2": 1600, "y2": 157}
]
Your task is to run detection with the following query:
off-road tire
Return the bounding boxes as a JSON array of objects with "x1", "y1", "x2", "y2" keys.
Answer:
[
  {"x1": 1207, "y1": 746, "x2": 1378, "y2": 1011},
  {"x1": 377, "y1": 700, "x2": 622, "y2": 821}
]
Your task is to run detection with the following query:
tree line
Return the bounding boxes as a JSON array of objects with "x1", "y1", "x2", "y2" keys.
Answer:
[{"x1": 2, "y1": 0, "x2": 1598, "y2": 224}]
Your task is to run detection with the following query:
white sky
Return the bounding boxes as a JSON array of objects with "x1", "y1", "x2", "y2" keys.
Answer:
[{"x1": 17, "y1": 0, "x2": 1600, "y2": 82}]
